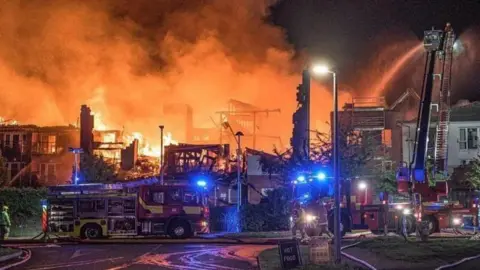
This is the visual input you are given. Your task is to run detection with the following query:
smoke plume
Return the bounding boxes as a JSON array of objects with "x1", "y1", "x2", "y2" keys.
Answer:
[{"x1": 0, "y1": 0, "x2": 338, "y2": 151}]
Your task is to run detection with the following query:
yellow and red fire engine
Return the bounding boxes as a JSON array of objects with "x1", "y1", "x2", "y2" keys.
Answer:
[{"x1": 46, "y1": 179, "x2": 209, "y2": 239}]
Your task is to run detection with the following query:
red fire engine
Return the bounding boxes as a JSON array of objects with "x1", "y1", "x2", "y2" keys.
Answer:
[
  {"x1": 47, "y1": 179, "x2": 209, "y2": 239},
  {"x1": 294, "y1": 23, "x2": 478, "y2": 237}
]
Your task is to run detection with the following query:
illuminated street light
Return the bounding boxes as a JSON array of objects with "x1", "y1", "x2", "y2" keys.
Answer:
[
  {"x1": 312, "y1": 63, "x2": 340, "y2": 263},
  {"x1": 358, "y1": 181, "x2": 367, "y2": 190},
  {"x1": 312, "y1": 64, "x2": 333, "y2": 75},
  {"x1": 358, "y1": 181, "x2": 368, "y2": 205}
]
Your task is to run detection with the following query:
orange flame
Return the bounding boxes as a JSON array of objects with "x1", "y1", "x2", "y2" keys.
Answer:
[{"x1": 93, "y1": 112, "x2": 178, "y2": 157}]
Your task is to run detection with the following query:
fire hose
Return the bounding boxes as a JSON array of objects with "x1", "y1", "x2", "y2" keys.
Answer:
[
  {"x1": 340, "y1": 242, "x2": 377, "y2": 270},
  {"x1": 0, "y1": 249, "x2": 32, "y2": 270},
  {"x1": 435, "y1": 254, "x2": 480, "y2": 270}
]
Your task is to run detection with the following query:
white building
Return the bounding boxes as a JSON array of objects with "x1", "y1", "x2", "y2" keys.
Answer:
[{"x1": 401, "y1": 101, "x2": 480, "y2": 173}]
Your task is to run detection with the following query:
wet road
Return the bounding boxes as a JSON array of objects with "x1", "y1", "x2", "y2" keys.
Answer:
[{"x1": 13, "y1": 244, "x2": 268, "y2": 270}]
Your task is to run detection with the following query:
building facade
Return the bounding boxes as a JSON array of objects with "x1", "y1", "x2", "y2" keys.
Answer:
[
  {"x1": 0, "y1": 124, "x2": 79, "y2": 186},
  {"x1": 401, "y1": 101, "x2": 480, "y2": 173}
]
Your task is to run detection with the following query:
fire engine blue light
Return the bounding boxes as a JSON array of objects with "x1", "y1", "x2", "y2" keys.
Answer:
[
  {"x1": 297, "y1": 175, "x2": 306, "y2": 182},
  {"x1": 316, "y1": 172, "x2": 327, "y2": 181},
  {"x1": 303, "y1": 193, "x2": 309, "y2": 198},
  {"x1": 197, "y1": 180, "x2": 207, "y2": 187}
]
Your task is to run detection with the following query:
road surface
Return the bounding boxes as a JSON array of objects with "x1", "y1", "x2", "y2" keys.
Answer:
[{"x1": 11, "y1": 243, "x2": 269, "y2": 270}]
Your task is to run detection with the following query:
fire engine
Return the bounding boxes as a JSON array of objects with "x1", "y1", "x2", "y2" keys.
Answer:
[
  {"x1": 292, "y1": 23, "x2": 478, "y2": 237},
  {"x1": 47, "y1": 179, "x2": 210, "y2": 239}
]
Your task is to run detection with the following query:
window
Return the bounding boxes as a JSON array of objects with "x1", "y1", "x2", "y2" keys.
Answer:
[
  {"x1": 168, "y1": 189, "x2": 182, "y2": 203},
  {"x1": 78, "y1": 201, "x2": 95, "y2": 212},
  {"x1": 40, "y1": 163, "x2": 56, "y2": 179},
  {"x1": 183, "y1": 191, "x2": 199, "y2": 205},
  {"x1": 152, "y1": 192, "x2": 164, "y2": 204},
  {"x1": 459, "y1": 128, "x2": 479, "y2": 150},
  {"x1": 39, "y1": 135, "x2": 57, "y2": 154}
]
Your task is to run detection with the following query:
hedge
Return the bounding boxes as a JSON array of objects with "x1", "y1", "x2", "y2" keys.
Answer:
[
  {"x1": 210, "y1": 187, "x2": 291, "y2": 232},
  {"x1": 0, "y1": 187, "x2": 47, "y2": 237}
]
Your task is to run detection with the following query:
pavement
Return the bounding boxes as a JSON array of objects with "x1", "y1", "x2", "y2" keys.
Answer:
[{"x1": 4, "y1": 243, "x2": 271, "y2": 270}]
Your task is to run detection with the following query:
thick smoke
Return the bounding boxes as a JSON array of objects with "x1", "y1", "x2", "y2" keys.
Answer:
[{"x1": 0, "y1": 0, "x2": 337, "y2": 151}]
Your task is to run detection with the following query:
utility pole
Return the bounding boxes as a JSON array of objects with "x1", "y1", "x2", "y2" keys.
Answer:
[
  {"x1": 159, "y1": 125, "x2": 164, "y2": 184},
  {"x1": 68, "y1": 147, "x2": 84, "y2": 185}
]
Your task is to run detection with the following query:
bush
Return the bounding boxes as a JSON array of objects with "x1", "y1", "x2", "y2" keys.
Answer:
[
  {"x1": 210, "y1": 206, "x2": 238, "y2": 232},
  {"x1": 210, "y1": 187, "x2": 291, "y2": 232},
  {"x1": 0, "y1": 187, "x2": 47, "y2": 237}
]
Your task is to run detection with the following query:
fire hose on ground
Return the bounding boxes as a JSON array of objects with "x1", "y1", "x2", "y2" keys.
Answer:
[
  {"x1": 340, "y1": 242, "x2": 377, "y2": 270},
  {"x1": 0, "y1": 249, "x2": 32, "y2": 270},
  {"x1": 435, "y1": 253, "x2": 480, "y2": 270}
]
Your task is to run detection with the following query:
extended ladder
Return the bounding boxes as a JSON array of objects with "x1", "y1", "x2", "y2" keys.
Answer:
[{"x1": 433, "y1": 23, "x2": 455, "y2": 176}]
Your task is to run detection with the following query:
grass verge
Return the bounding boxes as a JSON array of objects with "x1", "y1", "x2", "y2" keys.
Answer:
[
  {"x1": 258, "y1": 246, "x2": 365, "y2": 270},
  {"x1": 224, "y1": 231, "x2": 291, "y2": 239},
  {"x1": 0, "y1": 247, "x2": 18, "y2": 257},
  {"x1": 356, "y1": 236, "x2": 480, "y2": 263}
]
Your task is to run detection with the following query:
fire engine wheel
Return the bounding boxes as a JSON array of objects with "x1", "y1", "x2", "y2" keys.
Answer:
[
  {"x1": 168, "y1": 220, "x2": 192, "y2": 239},
  {"x1": 80, "y1": 224, "x2": 103, "y2": 239}
]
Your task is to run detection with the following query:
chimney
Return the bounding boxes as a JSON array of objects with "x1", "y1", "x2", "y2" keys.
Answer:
[
  {"x1": 80, "y1": 105, "x2": 94, "y2": 154},
  {"x1": 121, "y1": 139, "x2": 138, "y2": 171}
]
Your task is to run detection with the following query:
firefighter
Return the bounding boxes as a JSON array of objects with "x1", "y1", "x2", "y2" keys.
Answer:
[
  {"x1": 317, "y1": 197, "x2": 332, "y2": 237},
  {"x1": 0, "y1": 203, "x2": 11, "y2": 242},
  {"x1": 291, "y1": 201, "x2": 307, "y2": 240}
]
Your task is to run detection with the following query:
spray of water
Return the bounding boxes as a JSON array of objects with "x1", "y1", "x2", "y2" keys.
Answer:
[{"x1": 371, "y1": 42, "x2": 424, "y2": 97}]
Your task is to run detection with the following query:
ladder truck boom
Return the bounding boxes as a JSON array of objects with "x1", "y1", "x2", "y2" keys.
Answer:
[
  {"x1": 411, "y1": 33, "x2": 438, "y2": 183},
  {"x1": 411, "y1": 23, "x2": 454, "y2": 183}
]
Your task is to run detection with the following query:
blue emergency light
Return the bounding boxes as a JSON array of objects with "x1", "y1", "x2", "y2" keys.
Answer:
[
  {"x1": 316, "y1": 172, "x2": 327, "y2": 181},
  {"x1": 297, "y1": 175, "x2": 306, "y2": 182},
  {"x1": 196, "y1": 180, "x2": 207, "y2": 187}
]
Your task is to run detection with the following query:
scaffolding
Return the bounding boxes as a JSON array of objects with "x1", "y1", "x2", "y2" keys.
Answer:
[
  {"x1": 341, "y1": 96, "x2": 392, "y2": 173},
  {"x1": 216, "y1": 99, "x2": 281, "y2": 150}
]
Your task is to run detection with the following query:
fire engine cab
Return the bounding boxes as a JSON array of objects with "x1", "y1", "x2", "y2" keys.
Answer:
[{"x1": 47, "y1": 180, "x2": 209, "y2": 239}]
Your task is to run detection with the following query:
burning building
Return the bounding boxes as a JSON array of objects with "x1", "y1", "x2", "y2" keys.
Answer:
[{"x1": 0, "y1": 122, "x2": 79, "y2": 186}]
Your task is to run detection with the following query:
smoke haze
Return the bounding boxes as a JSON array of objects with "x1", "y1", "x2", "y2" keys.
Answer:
[{"x1": 0, "y1": 0, "x2": 342, "y2": 151}]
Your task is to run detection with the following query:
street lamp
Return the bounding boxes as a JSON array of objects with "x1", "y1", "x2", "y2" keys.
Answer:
[
  {"x1": 358, "y1": 181, "x2": 368, "y2": 205},
  {"x1": 312, "y1": 64, "x2": 341, "y2": 264}
]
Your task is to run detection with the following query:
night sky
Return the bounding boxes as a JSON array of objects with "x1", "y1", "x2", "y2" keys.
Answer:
[{"x1": 269, "y1": 0, "x2": 480, "y2": 103}]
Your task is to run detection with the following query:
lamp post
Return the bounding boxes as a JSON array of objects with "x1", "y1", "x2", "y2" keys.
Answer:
[
  {"x1": 159, "y1": 125, "x2": 165, "y2": 184},
  {"x1": 312, "y1": 64, "x2": 341, "y2": 264},
  {"x1": 235, "y1": 131, "x2": 244, "y2": 211}
]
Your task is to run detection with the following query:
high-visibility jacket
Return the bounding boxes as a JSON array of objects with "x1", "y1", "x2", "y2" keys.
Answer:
[
  {"x1": 292, "y1": 208, "x2": 306, "y2": 223},
  {"x1": 0, "y1": 207, "x2": 11, "y2": 227}
]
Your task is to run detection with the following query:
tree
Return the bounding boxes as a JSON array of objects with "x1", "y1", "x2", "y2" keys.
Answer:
[
  {"x1": 464, "y1": 157, "x2": 480, "y2": 190},
  {"x1": 259, "y1": 128, "x2": 376, "y2": 183},
  {"x1": 374, "y1": 169, "x2": 398, "y2": 196},
  {"x1": 80, "y1": 154, "x2": 116, "y2": 183},
  {"x1": 0, "y1": 155, "x2": 8, "y2": 187}
]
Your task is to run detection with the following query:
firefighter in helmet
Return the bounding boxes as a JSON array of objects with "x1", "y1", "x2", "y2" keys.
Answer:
[
  {"x1": 0, "y1": 203, "x2": 11, "y2": 242},
  {"x1": 291, "y1": 200, "x2": 307, "y2": 240},
  {"x1": 316, "y1": 197, "x2": 332, "y2": 237}
]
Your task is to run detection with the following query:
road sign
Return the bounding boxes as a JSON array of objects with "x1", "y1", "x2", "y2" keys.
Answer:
[
  {"x1": 309, "y1": 237, "x2": 332, "y2": 264},
  {"x1": 278, "y1": 240, "x2": 302, "y2": 269}
]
